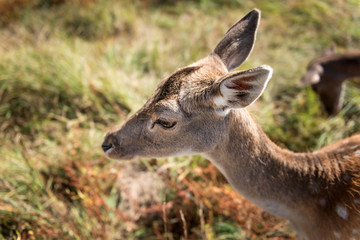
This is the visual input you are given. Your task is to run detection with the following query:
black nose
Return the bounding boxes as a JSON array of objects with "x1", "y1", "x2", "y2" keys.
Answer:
[{"x1": 102, "y1": 143, "x2": 113, "y2": 152}]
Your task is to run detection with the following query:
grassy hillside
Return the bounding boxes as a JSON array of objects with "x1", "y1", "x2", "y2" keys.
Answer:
[{"x1": 0, "y1": 0, "x2": 359, "y2": 239}]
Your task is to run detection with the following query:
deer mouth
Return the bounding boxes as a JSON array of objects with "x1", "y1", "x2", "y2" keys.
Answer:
[
  {"x1": 104, "y1": 146, "x2": 115, "y2": 155},
  {"x1": 103, "y1": 144, "x2": 136, "y2": 160},
  {"x1": 102, "y1": 142, "x2": 114, "y2": 155}
]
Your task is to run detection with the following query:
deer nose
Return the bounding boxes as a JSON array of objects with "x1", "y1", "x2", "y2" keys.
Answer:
[{"x1": 101, "y1": 143, "x2": 113, "y2": 152}]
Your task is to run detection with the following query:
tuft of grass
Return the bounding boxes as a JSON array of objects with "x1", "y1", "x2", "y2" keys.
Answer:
[
  {"x1": 0, "y1": 44, "x2": 130, "y2": 137},
  {"x1": 0, "y1": 124, "x2": 123, "y2": 239}
]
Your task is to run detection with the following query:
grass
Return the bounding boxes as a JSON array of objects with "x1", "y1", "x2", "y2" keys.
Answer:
[{"x1": 0, "y1": 0, "x2": 359, "y2": 239}]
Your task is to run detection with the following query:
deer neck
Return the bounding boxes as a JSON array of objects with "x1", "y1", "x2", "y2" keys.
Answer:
[{"x1": 204, "y1": 109, "x2": 321, "y2": 219}]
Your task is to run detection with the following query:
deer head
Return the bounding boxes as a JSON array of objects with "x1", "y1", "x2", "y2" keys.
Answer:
[
  {"x1": 300, "y1": 46, "x2": 356, "y2": 115},
  {"x1": 101, "y1": 11, "x2": 360, "y2": 239},
  {"x1": 300, "y1": 46, "x2": 336, "y2": 87},
  {"x1": 102, "y1": 9, "x2": 272, "y2": 160}
]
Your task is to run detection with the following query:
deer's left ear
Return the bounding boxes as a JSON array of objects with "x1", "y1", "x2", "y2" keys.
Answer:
[
  {"x1": 213, "y1": 65, "x2": 273, "y2": 109},
  {"x1": 213, "y1": 9, "x2": 260, "y2": 71}
]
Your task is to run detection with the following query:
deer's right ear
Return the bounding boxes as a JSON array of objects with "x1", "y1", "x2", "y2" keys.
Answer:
[
  {"x1": 212, "y1": 65, "x2": 273, "y2": 110},
  {"x1": 212, "y1": 9, "x2": 261, "y2": 71}
]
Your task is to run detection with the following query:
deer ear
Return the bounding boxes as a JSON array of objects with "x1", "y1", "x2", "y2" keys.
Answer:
[
  {"x1": 213, "y1": 9, "x2": 260, "y2": 71},
  {"x1": 213, "y1": 65, "x2": 273, "y2": 109}
]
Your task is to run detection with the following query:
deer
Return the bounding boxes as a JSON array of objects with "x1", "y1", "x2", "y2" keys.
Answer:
[
  {"x1": 102, "y1": 9, "x2": 360, "y2": 240},
  {"x1": 301, "y1": 47, "x2": 360, "y2": 115}
]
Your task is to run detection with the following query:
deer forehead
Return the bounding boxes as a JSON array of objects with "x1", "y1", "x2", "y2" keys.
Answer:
[
  {"x1": 138, "y1": 66, "x2": 199, "y2": 116},
  {"x1": 146, "y1": 59, "x2": 227, "y2": 114},
  {"x1": 151, "y1": 99, "x2": 184, "y2": 120},
  {"x1": 152, "y1": 67, "x2": 198, "y2": 102}
]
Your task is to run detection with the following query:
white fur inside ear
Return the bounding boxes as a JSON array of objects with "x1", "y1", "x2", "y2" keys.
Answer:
[
  {"x1": 214, "y1": 65, "x2": 273, "y2": 108},
  {"x1": 213, "y1": 95, "x2": 228, "y2": 107},
  {"x1": 214, "y1": 77, "x2": 243, "y2": 108}
]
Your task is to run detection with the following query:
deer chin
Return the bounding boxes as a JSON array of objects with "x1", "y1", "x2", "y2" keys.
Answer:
[{"x1": 105, "y1": 147, "x2": 136, "y2": 161}]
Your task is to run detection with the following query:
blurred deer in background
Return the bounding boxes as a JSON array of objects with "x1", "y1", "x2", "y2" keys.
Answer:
[
  {"x1": 103, "y1": 9, "x2": 360, "y2": 240},
  {"x1": 301, "y1": 47, "x2": 360, "y2": 115}
]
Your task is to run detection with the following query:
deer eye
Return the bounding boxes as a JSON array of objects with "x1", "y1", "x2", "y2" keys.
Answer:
[{"x1": 154, "y1": 119, "x2": 177, "y2": 129}]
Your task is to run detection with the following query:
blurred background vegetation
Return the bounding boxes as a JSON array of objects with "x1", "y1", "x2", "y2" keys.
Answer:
[{"x1": 0, "y1": 0, "x2": 359, "y2": 239}]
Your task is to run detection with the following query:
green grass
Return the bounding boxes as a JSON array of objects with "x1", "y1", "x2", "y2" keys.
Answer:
[{"x1": 0, "y1": 0, "x2": 359, "y2": 239}]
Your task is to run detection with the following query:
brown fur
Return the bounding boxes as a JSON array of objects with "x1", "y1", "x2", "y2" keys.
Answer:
[{"x1": 103, "y1": 9, "x2": 360, "y2": 240}]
